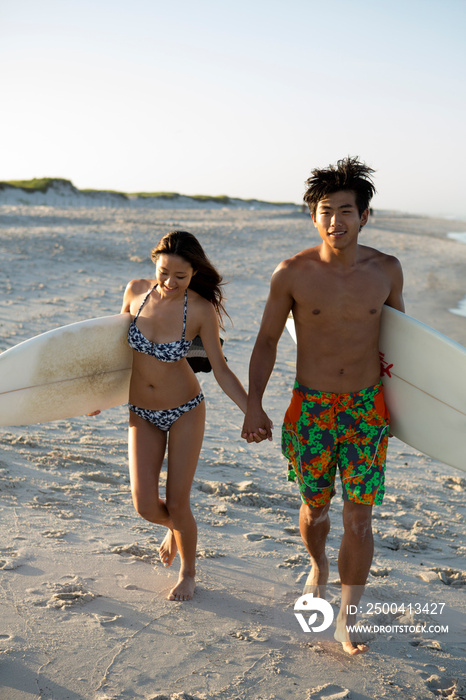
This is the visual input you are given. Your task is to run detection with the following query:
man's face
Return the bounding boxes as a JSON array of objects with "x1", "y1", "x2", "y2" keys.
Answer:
[{"x1": 311, "y1": 190, "x2": 368, "y2": 250}]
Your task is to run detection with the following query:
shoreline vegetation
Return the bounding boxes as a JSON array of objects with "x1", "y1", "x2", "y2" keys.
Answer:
[
  {"x1": 2, "y1": 178, "x2": 466, "y2": 225},
  {"x1": 0, "y1": 177, "x2": 297, "y2": 208}
]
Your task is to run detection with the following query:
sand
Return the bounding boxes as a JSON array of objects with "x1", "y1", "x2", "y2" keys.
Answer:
[{"x1": 0, "y1": 198, "x2": 465, "y2": 700}]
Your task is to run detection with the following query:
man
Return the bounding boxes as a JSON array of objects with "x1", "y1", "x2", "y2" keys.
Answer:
[{"x1": 241, "y1": 157, "x2": 404, "y2": 654}]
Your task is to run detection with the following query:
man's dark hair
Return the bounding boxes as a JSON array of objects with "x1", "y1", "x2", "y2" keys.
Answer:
[{"x1": 303, "y1": 156, "x2": 376, "y2": 216}]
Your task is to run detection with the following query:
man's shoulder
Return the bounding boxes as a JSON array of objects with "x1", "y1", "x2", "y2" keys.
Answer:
[
  {"x1": 275, "y1": 246, "x2": 321, "y2": 273},
  {"x1": 358, "y1": 244, "x2": 402, "y2": 268}
]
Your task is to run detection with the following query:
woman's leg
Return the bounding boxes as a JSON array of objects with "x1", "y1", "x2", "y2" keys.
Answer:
[
  {"x1": 164, "y1": 399, "x2": 205, "y2": 601},
  {"x1": 128, "y1": 410, "x2": 170, "y2": 526}
]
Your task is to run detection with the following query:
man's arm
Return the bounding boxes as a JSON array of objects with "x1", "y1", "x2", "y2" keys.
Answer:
[
  {"x1": 385, "y1": 257, "x2": 405, "y2": 312},
  {"x1": 242, "y1": 264, "x2": 294, "y2": 443}
]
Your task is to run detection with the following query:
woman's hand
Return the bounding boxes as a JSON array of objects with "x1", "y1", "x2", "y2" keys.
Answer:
[{"x1": 241, "y1": 407, "x2": 273, "y2": 443}]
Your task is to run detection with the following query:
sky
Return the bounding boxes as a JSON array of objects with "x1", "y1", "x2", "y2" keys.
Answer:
[{"x1": 1, "y1": 0, "x2": 466, "y2": 218}]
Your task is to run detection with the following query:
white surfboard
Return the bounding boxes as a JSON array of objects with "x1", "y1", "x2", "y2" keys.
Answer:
[
  {"x1": 286, "y1": 306, "x2": 466, "y2": 472},
  {"x1": 0, "y1": 314, "x2": 132, "y2": 426}
]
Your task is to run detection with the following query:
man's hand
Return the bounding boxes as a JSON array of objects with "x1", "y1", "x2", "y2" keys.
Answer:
[{"x1": 241, "y1": 407, "x2": 273, "y2": 443}]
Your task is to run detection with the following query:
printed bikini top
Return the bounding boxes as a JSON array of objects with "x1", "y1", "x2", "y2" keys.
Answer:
[{"x1": 127, "y1": 285, "x2": 192, "y2": 362}]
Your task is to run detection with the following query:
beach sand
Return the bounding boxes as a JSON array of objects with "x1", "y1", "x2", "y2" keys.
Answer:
[{"x1": 0, "y1": 200, "x2": 465, "y2": 700}]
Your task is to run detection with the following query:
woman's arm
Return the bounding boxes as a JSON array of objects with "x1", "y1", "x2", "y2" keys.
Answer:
[
  {"x1": 197, "y1": 303, "x2": 250, "y2": 416},
  {"x1": 121, "y1": 279, "x2": 138, "y2": 314}
]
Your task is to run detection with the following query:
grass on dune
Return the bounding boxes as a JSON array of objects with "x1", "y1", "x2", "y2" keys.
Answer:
[{"x1": 0, "y1": 179, "x2": 295, "y2": 207}]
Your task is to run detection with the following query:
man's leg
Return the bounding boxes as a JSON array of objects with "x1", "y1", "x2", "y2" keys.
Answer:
[
  {"x1": 332, "y1": 382, "x2": 388, "y2": 653},
  {"x1": 334, "y1": 501, "x2": 373, "y2": 654},
  {"x1": 300, "y1": 501, "x2": 331, "y2": 597}
]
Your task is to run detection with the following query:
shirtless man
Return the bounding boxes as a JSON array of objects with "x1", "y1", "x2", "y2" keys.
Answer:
[{"x1": 241, "y1": 157, "x2": 404, "y2": 654}]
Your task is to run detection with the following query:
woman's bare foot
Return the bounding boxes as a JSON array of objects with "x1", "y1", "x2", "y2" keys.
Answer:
[
  {"x1": 167, "y1": 572, "x2": 196, "y2": 601},
  {"x1": 159, "y1": 530, "x2": 177, "y2": 567},
  {"x1": 303, "y1": 555, "x2": 329, "y2": 597}
]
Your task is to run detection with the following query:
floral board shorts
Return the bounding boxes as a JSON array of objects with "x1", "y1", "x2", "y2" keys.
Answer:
[{"x1": 282, "y1": 381, "x2": 390, "y2": 508}]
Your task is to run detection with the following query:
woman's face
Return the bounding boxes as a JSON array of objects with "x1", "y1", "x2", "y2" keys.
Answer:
[{"x1": 155, "y1": 254, "x2": 195, "y2": 297}]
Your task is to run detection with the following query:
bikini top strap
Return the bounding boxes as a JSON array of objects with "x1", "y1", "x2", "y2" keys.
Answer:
[
  {"x1": 182, "y1": 289, "x2": 188, "y2": 340},
  {"x1": 134, "y1": 284, "x2": 157, "y2": 321}
]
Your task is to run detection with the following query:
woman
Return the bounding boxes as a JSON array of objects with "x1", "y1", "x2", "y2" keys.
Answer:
[{"x1": 121, "y1": 230, "x2": 256, "y2": 601}]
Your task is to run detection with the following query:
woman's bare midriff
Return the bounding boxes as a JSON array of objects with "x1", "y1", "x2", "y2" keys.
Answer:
[{"x1": 129, "y1": 354, "x2": 201, "y2": 410}]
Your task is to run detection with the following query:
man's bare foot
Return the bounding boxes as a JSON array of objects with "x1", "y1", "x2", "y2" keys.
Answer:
[
  {"x1": 334, "y1": 614, "x2": 369, "y2": 655},
  {"x1": 167, "y1": 573, "x2": 196, "y2": 601},
  {"x1": 159, "y1": 530, "x2": 177, "y2": 567},
  {"x1": 303, "y1": 555, "x2": 329, "y2": 597}
]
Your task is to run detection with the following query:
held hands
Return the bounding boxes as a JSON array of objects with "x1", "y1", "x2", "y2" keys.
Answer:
[{"x1": 241, "y1": 407, "x2": 274, "y2": 443}]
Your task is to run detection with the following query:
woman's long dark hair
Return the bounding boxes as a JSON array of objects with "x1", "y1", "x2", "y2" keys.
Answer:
[{"x1": 151, "y1": 230, "x2": 228, "y2": 328}]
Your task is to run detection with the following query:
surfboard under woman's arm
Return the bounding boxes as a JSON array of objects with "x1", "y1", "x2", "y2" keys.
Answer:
[{"x1": 88, "y1": 281, "x2": 140, "y2": 416}]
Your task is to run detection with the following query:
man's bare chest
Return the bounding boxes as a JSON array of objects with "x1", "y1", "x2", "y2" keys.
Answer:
[{"x1": 292, "y1": 266, "x2": 391, "y2": 319}]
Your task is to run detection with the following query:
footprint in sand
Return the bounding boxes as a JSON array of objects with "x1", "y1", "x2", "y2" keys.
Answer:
[
  {"x1": 195, "y1": 549, "x2": 225, "y2": 559},
  {"x1": 432, "y1": 567, "x2": 466, "y2": 586},
  {"x1": 283, "y1": 526, "x2": 300, "y2": 535},
  {"x1": 29, "y1": 493, "x2": 77, "y2": 520},
  {"x1": 48, "y1": 585, "x2": 96, "y2": 609},
  {"x1": 228, "y1": 627, "x2": 269, "y2": 643},
  {"x1": 151, "y1": 694, "x2": 209, "y2": 700},
  {"x1": 196, "y1": 479, "x2": 298, "y2": 510},
  {"x1": 370, "y1": 566, "x2": 391, "y2": 577},
  {"x1": 307, "y1": 684, "x2": 351, "y2": 699},
  {"x1": 36, "y1": 577, "x2": 97, "y2": 609},
  {"x1": 0, "y1": 548, "x2": 28, "y2": 570},
  {"x1": 92, "y1": 611, "x2": 122, "y2": 626},
  {"x1": 277, "y1": 553, "x2": 308, "y2": 568},
  {"x1": 41, "y1": 529, "x2": 68, "y2": 540},
  {"x1": 77, "y1": 469, "x2": 127, "y2": 486},
  {"x1": 111, "y1": 542, "x2": 158, "y2": 565},
  {"x1": 375, "y1": 530, "x2": 427, "y2": 553},
  {"x1": 3, "y1": 435, "x2": 39, "y2": 449},
  {"x1": 441, "y1": 476, "x2": 465, "y2": 492},
  {"x1": 423, "y1": 673, "x2": 466, "y2": 698},
  {"x1": 243, "y1": 532, "x2": 271, "y2": 542}
]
